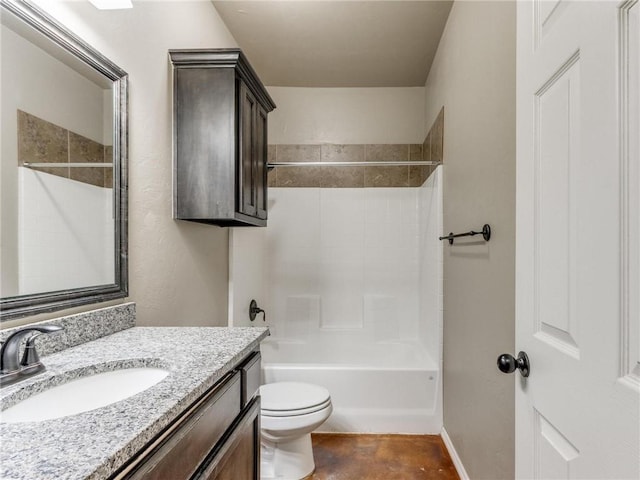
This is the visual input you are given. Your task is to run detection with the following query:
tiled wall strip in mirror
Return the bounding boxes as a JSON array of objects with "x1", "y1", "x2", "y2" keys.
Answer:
[{"x1": 18, "y1": 110, "x2": 113, "y2": 189}]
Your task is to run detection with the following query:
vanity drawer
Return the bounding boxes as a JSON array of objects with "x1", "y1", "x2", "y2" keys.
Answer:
[
  {"x1": 238, "y1": 351, "x2": 261, "y2": 407},
  {"x1": 115, "y1": 371, "x2": 241, "y2": 480}
]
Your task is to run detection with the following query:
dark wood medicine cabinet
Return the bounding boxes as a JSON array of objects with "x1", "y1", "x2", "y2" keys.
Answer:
[{"x1": 169, "y1": 49, "x2": 276, "y2": 227}]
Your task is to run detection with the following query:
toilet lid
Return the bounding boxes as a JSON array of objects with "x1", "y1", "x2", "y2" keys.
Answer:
[{"x1": 260, "y1": 382, "x2": 331, "y2": 413}]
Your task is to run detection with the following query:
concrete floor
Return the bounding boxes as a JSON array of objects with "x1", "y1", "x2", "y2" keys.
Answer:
[{"x1": 310, "y1": 433, "x2": 460, "y2": 480}]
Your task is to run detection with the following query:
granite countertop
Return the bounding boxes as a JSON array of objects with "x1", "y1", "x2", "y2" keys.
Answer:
[{"x1": 0, "y1": 326, "x2": 269, "y2": 480}]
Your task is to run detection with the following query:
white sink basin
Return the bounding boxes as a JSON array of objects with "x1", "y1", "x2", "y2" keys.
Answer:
[{"x1": 0, "y1": 367, "x2": 169, "y2": 423}]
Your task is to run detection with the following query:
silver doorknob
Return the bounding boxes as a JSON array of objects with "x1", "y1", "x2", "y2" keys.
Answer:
[{"x1": 497, "y1": 351, "x2": 530, "y2": 377}]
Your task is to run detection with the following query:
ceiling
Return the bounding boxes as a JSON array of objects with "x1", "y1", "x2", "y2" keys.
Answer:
[{"x1": 212, "y1": 1, "x2": 453, "y2": 88}]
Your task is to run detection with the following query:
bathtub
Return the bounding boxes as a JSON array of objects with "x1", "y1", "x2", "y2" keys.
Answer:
[{"x1": 260, "y1": 337, "x2": 442, "y2": 434}]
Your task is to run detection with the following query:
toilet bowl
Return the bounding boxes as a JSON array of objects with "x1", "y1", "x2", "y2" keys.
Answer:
[{"x1": 260, "y1": 382, "x2": 332, "y2": 480}]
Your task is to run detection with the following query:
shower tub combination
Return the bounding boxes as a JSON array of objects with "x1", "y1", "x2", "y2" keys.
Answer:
[
  {"x1": 257, "y1": 170, "x2": 444, "y2": 435},
  {"x1": 260, "y1": 337, "x2": 442, "y2": 434}
]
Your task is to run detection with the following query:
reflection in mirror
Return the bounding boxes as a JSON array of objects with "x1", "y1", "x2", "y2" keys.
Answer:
[{"x1": 0, "y1": 0, "x2": 128, "y2": 320}]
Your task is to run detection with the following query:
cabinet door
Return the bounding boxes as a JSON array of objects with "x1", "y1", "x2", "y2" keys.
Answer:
[
  {"x1": 238, "y1": 82, "x2": 257, "y2": 217},
  {"x1": 197, "y1": 397, "x2": 261, "y2": 480},
  {"x1": 255, "y1": 105, "x2": 268, "y2": 220}
]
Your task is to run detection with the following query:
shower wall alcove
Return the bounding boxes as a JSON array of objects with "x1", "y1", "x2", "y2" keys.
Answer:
[{"x1": 229, "y1": 89, "x2": 444, "y2": 434}]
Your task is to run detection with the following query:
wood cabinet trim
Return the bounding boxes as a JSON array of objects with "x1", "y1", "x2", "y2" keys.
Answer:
[{"x1": 169, "y1": 49, "x2": 275, "y2": 112}]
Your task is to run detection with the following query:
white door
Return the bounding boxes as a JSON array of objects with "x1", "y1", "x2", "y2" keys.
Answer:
[{"x1": 515, "y1": 1, "x2": 640, "y2": 479}]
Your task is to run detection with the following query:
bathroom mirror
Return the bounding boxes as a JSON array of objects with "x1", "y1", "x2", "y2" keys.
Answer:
[{"x1": 0, "y1": 0, "x2": 128, "y2": 320}]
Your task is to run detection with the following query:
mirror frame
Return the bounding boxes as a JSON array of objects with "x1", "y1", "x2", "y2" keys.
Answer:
[{"x1": 0, "y1": 0, "x2": 128, "y2": 320}]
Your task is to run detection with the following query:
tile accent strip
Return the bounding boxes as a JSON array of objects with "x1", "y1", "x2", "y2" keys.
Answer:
[
  {"x1": 18, "y1": 110, "x2": 113, "y2": 189},
  {"x1": 417, "y1": 106, "x2": 445, "y2": 186},
  {"x1": 0, "y1": 303, "x2": 136, "y2": 357},
  {"x1": 268, "y1": 106, "x2": 444, "y2": 188}
]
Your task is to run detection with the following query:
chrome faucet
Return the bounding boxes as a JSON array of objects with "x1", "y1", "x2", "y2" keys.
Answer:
[{"x1": 0, "y1": 325, "x2": 63, "y2": 387}]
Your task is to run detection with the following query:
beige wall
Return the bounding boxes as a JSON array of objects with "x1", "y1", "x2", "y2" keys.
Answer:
[
  {"x1": 10, "y1": 1, "x2": 240, "y2": 327},
  {"x1": 267, "y1": 86, "x2": 426, "y2": 145},
  {"x1": 424, "y1": 2, "x2": 516, "y2": 478}
]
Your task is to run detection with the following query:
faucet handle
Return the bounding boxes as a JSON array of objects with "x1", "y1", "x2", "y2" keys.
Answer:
[
  {"x1": 0, "y1": 325, "x2": 63, "y2": 373},
  {"x1": 0, "y1": 325, "x2": 63, "y2": 387}
]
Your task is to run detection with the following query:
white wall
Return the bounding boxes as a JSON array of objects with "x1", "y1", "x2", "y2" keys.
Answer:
[
  {"x1": 424, "y1": 2, "x2": 516, "y2": 479},
  {"x1": 418, "y1": 165, "x2": 443, "y2": 431},
  {"x1": 259, "y1": 187, "x2": 421, "y2": 344},
  {"x1": 418, "y1": 167, "x2": 443, "y2": 361},
  {"x1": 228, "y1": 227, "x2": 267, "y2": 327},
  {"x1": 267, "y1": 86, "x2": 426, "y2": 145},
  {"x1": 18, "y1": 169, "x2": 113, "y2": 294},
  {"x1": 12, "y1": 1, "x2": 240, "y2": 326}
]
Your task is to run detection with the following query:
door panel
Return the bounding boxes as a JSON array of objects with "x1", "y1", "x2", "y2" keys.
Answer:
[
  {"x1": 534, "y1": 0, "x2": 570, "y2": 49},
  {"x1": 239, "y1": 82, "x2": 257, "y2": 217},
  {"x1": 516, "y1": 1, "x2": 640, "y2": 479},
  {"x1": 534, "y1": 52, "x2": 580, "y2": 359},
  {"x1": 255, "y1": 105, "x2": 268, "y2": 220},
  {"x1": 534, "y1": 410, "x2": 579, "y2": 480},
  {"x1": 622, "y1": 0, "x2": 640, "y2": 386}
]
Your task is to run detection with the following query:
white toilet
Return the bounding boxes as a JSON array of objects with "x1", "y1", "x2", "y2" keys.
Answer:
[{"x1": 259, "y1": 382, "x2": 332, "y2": 480}]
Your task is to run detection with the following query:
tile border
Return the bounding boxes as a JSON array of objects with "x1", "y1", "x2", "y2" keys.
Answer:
[{"x1": 268, "y1": 107, "x2": 444, "y2": 188}]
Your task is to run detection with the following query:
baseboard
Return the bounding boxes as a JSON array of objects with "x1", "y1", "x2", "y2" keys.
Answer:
[{"x1": 441, "y1": 427, "x2": 470, "y2": 480}]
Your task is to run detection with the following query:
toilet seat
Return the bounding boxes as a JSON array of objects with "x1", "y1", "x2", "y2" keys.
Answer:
[
  {"x1": 260, "y1": 382, "x2": 330, "y2": 415},
  {"x1": 262, "y1": 397, "x2": 332, "y2": 417}
]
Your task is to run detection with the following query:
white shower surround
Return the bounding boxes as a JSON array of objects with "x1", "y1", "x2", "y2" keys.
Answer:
[
  {"x1": 18, "y1": 168, "x2": 114, "y2": 295},
  {"x1": 260, "y1": 167, "x2": 443, "y2": 434}
]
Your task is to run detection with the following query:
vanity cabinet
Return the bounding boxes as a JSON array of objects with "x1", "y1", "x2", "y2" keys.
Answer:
[
  {"x1": 170, "y1": 49, "x2": 276, "y2": 227},
  {"x1": 112, "y1": 351, "x2": 262, "y2": 480}
]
